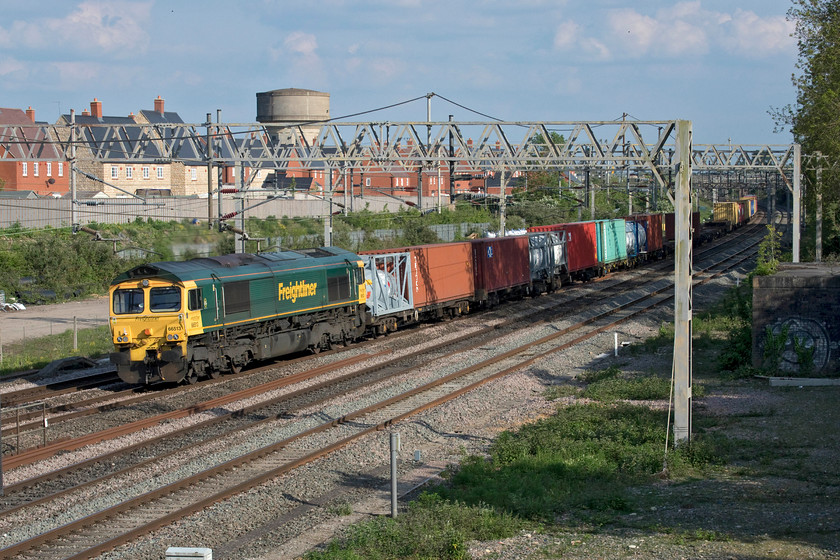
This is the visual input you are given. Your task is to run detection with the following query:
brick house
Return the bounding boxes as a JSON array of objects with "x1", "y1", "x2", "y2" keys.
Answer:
[
  {"x1": 0, "y1": 107, "x2": 69, "y2": 196},
  {"x1": 56, "y1": 97, "x2": 218, "y2": 197}
]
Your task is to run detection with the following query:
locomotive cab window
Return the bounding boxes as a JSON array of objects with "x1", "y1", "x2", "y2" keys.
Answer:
[
  {"x1": 113, "y1": 288, "x2": 144, "y2": 314},
  {"x1": 150, "y1": 286, "x2": 181, "y2": 312},
  {"x1": 188, "y1": 288, "x2": 203, "y2": 311}
]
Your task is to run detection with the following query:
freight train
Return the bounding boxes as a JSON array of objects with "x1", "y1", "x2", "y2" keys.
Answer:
[{"x1": 108, "y1": 208, "x2": 750, "y2": 385}]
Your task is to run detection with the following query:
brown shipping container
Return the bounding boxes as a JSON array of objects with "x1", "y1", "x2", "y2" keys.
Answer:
[
  {"x1": 362, "y1": 242, "x2": 475, "y2": 309},
  {"x1": 470, "y1": 236, "x2": 531, "y2": 299},
  {"x1": 664, "y1": 212, "x2": 700, "y2": 242},
  {"x1": 626, "y1": 213, "x2": 663, "y2": 253}
]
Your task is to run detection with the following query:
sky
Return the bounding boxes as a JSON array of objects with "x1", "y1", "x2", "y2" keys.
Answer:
[{"x1": 0, "y1": 0, "x2": 798, "y2": 145}]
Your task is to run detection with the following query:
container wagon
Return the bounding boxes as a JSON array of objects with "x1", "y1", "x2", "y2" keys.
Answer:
[
  {"x1": 713, "y1": 201, "x2": 744, "y2": 231},
  {"x1": 528, "y1": 221, "x2": 598, "y2": 282},
  {"x1": 626, "y1": 213, "x2": 664, "y2": 258},
  {"x1": 739, "y1": 195, "x2": 757, "y2": 218},
  {"x1": 359, "y1": 241, "x2": 475, "y2": 333}
]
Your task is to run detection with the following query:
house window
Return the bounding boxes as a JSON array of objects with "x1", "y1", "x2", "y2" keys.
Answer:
[
  {"x1": 33, "y1": 162, "x2": 39, "y2": 177},
  {"x1": 111, "y1": 166, "x2": 119, "y2": 179},
  {"x1": 58, "y1": 162, "x2": 63, "y2": 177},
  {"x1": 190, "y1": 168, "x2": 197, "y2": 181},
  {"x1": 46, "y1": 162, "x2": 52, "y2": 176},
  {"x1": 157, "y1": 167, "x2": 164, "y2": 179},
  {"x1": 365, "y1": 178, "x2": 371, "y2": 187},
  {"x1": 21, "y1": 162, "x2": 27, "y2": 177},
  {"x1": 126, "y1": 166, "x2": 133, "y2": 179},
  {"x1": 142, "y1": 166, "x2": 150, "y2": 179}
]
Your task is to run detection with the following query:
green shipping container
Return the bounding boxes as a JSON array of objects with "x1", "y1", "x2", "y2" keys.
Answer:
[{"x1": 595, "y1": 219, "x2": 627, "y2": 266}]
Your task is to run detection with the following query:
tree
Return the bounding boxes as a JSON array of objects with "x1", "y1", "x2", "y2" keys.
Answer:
[{"x1": 775, "y1": 0, "x2": 840, "y2": 258}]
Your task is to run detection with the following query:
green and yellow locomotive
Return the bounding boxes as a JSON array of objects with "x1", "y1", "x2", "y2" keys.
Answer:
[{"x1": 109, "y1": 247, "x2": 367, "y2": 384}]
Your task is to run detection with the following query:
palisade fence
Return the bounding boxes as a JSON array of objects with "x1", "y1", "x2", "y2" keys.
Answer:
[{"x1": 0, "y1": 194, "x2": 442, "y2": 230}]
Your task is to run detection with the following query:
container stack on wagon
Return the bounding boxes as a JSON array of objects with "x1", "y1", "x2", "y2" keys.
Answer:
[
  {"x1": 712, "y1": 201, "x2": 749, "y2": 231},
  {"x1": 625, "y1": 213, "x2": 664, "y2": 262},
  {"x1": 528, "y1": 221, "x2": 598, "y2": 282},
  {"x1": 664, "y1": 211, "x2": 701, "y2": 244},
  {"x1": 739, "y1": 195, "x2": 757, "y2": 218},
  {"x1": 360, "y1": 241, "x2": 475, "y2": 333}
]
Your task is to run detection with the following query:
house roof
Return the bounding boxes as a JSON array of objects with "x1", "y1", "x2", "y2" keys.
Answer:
[
  {"x1": 138, "y1": 110, "x2": 185, "y2": 124},
  {"x1": 0, "y1": 190, "x2": 39, "y2": 199},
  {"x1": 60, "y1": 113, "x2": 165, "y2": 161},
  {"x1": 0, "y1": 107, "x2": 63, "y2": 160}
]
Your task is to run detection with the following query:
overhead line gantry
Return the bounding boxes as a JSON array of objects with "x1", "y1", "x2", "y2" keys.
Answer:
[{"x1": 0, "y1": 117, "x2": 802, "y2": 446}]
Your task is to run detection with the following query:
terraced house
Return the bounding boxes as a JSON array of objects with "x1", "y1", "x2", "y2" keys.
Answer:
[
  {"x1": 55, "y1": 97, "x2": 218, "y2": 197},
  {"x1": 0, "y1": 106, "x2": 68, "y2": 197}
]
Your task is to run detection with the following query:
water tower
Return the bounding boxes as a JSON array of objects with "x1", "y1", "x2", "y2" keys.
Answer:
[{"x1": 256, "y1": 88, "x2": 330, "y2": 146}]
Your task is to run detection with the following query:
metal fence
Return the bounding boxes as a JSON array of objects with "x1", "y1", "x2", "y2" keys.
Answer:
[{"x1": 0, "y1": 195, "x2": 442, "y2": 230}]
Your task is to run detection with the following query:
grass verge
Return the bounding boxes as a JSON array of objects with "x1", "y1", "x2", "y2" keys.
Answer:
[{"x1": 0, "y1": 325, "x2": 112, "y2": 376}]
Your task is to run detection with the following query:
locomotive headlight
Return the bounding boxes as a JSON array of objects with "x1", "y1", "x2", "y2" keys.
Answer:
[
  {"x1": 173, "y1": 334, "x2": 179, "y2": 340},
  {"x1": 167, "y1": 334, "x2": 173, "y2": 341},
  {"x1": 142, "y1": 279, "x2": 150, "y2": 287}
]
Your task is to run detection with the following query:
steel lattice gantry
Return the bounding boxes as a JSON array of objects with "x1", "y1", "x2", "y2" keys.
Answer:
[{"x1": 0, "y1": 118, "x2": 802, "y2": 446}]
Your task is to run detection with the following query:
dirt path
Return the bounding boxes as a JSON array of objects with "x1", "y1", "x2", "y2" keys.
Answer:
[{"x1": 0, "y1": 296, "x2": 109, "y2": 345}]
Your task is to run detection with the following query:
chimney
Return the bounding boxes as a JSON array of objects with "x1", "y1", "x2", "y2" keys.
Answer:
[
  {"x1": 25, "y1": 106, "x2": 35, "y2": 122},
  {"x1": 154, "y1": 95, "x2": 165, "y2": 114},
  {"x1": 90, "y1": 98, "x2": 102, "y2": 118},
  {"x1": 82, "y1": 109, "x2": 90, "y2": 116}
]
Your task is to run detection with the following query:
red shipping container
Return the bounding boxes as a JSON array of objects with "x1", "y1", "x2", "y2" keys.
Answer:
[
  {"x1": 470, "y1": 236, "x2": 530, "y2": 299},
  {"x1": 361, "y1": 242, "x2": 474, "y2": 309}
]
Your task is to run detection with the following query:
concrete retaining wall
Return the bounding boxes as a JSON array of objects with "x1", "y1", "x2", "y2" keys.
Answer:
[{"x1": 752, "y1": 263, "x2": 840, "y2": 374}]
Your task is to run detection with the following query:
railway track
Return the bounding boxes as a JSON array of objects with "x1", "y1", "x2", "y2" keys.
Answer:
[
  {"x1": 0, "y1": 222, "x2": 744, "y2": 459},
  {"x1": 0, "y1": 220, "x2": 769, "y2": 559}
]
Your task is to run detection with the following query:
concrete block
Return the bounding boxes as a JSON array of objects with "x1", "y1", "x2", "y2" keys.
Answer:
[{"x1": 165, "y1": 547, "x2": 212, "y2": 560}]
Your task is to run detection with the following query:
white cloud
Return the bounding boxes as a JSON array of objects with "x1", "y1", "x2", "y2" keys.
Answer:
[
  {"x1": 556, "y1": 2, "x2": 792, "y2": 62},
  {"x1": 0, "y1": 1, "x2": 152, "y2": 57},
  {"x1": 553, "y1": 19, "x2": 610, "y2": 60},
  {"x1": 0, "y1": 57, "x2": 26, "y2": 77},
  {"x1": 275, "y1": 31, "x2": 327, "y2": 89},
  {"x1": 724, "y1": 9, "x2": 794, "y2": 54},
  {"x1": 553, "y1": 21, "x2": 579, "y2": 50},
  {"x1": 284, "y1": 31, "x2": 319, "y2": 58}
]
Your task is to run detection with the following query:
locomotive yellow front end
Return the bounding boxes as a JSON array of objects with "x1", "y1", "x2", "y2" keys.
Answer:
[{"x1": 109, "y1": 277, "x2": 189, "y2": 384}]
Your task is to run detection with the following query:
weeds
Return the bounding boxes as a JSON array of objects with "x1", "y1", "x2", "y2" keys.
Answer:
[
  {"x1": 307, "y1": 494, "x2": 524, "y2": 560},
  {"x1": 762, "y1": 324, "x2": 790, "y2": 373}
]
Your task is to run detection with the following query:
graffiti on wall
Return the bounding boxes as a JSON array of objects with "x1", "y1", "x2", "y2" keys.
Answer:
[{"x1": 762, "y1": 316, "x2": 834, "y2": 373}]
